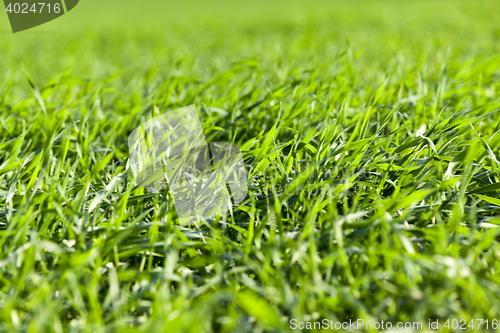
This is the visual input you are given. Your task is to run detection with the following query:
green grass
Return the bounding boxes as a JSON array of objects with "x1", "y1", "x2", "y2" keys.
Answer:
[{"x1": 2, "y1": 0, "x2": 500, "y2": 331}]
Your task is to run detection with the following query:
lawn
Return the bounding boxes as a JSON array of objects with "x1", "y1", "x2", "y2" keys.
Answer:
[{"x1": 2, "y1": 0, "x2": 500, "y2": 331}]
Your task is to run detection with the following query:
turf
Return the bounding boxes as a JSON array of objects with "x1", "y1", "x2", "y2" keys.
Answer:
[{"x1": 2, "y1": 0, "x2": 500, "y2": 331}]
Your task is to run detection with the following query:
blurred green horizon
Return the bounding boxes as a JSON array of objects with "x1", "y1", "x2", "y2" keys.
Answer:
[{"x1": 2, "y1": 0, "x2": 500, "y2": 84}]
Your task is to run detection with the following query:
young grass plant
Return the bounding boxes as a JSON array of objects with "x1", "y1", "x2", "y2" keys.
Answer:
[{"x1": 2, "y1": 0, "x2": 500, "y2": 331}]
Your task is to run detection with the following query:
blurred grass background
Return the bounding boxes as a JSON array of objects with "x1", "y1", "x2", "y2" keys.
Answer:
[{"x1": 3, "y1": 0, "x2": 500, "y2": 83}]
